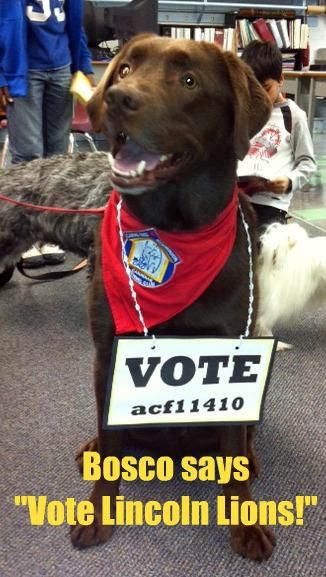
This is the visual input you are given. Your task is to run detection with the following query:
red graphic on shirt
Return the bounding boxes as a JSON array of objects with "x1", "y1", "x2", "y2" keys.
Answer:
[{"x1": 248, "y1": 126, "x2": 281, "y2": 160}]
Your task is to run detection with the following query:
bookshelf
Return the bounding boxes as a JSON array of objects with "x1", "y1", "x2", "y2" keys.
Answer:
[
  {"x1": 234, "y1": 14, "x2": 309, "y2": 70},
  {"x1": 159, "y1": 4, "x2": 310, "y2": 70},
  {"x1": 90, "y1": 1, "x2": 325, "y2": 130},
  {"x1": 86, "y1": 1, "x2": 321, "y2": 69},
  {"x1": 160, "y1": 24, "x2": 237, "y2": 51}
]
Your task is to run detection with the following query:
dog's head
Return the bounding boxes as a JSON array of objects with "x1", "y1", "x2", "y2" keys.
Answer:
[
  {"x1": 258, "y1": 222, "x2": 309, "y2": 270},
  {"x1": 88, "y1": 34, "x2": 271, "y2": 195}
]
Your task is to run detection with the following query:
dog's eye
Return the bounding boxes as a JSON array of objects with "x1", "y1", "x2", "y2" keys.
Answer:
[
  {"x1": 119, "y1": 64, "x2": 131, "y2": 79},
  {"x1": 181, "y1": 74, "x2": 197, "y2": 89}
]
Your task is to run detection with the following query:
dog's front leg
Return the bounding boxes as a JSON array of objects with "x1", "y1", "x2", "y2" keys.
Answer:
[
  {"x1": 220, "y1": 425, "x2": 276, "y2": 561},
  {"x1": 71, "y1": 353, "x2": 124, "y2": 549}
]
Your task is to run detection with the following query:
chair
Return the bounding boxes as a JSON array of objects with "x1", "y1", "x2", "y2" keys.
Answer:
[
  {"x1": 68, "y1": 100, "x2": 97, "y2": 153},
  {"x1": 0, "y1": 101, "x2": 97, "y2": 167}
]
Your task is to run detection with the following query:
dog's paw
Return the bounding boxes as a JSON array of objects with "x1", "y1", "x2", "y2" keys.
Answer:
[
  {"x1": 276, "y1": 341, "x2": 293, "y2": 352},
  {"x1": 70, "y1": 515, "x2": 114, "y2": 549},
  {"x1": 75, "y1": 437, "x2": 98, "y2": 475},
  {"x1": 231, "y1": 524, "x2": 276, "y2": 561}
]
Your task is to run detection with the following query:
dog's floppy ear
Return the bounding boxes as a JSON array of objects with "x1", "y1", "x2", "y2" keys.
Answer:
[{"x1": 222, "y1": 51, "x2": 271, "y2": 160}]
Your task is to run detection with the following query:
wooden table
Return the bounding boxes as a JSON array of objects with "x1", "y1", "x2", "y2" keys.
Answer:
[{"x1": 284, "y1": 71, "x2": 326, "y2": 133}]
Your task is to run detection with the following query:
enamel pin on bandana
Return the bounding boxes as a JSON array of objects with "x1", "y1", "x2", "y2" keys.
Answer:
[{"x1": 123, "y1": 229, "x2": 181, "y2": 288}]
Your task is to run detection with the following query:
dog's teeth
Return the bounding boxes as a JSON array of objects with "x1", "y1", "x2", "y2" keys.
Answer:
[
  {"x1": 107, "y1": 152, "x2": 114, "y2": 167},
  {"x1": 113, "y1": 167, "x2": 132, "y2": 177},
  {"x1": 112, "y1": 166, "x2": 141, "y2": 178},
  {"x1": 137, "y1": 160, "x2": 146, "y2": 175},
  {"x1": 160, "y1": 155, "x2": 168, "y2": 162}
]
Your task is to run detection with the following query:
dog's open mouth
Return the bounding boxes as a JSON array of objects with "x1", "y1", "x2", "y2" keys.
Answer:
[{"x1": 108, "y1": 132, "x2": 190, "y2": 194}]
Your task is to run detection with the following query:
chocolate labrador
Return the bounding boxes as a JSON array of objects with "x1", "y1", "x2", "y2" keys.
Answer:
[{"x1": 71, "y1": 34, "x2": 274, "y2": 560}]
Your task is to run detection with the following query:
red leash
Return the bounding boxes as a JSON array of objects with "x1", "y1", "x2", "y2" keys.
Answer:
[{"x1": 0, "y1": 193, "x2": 107, "y2": 215}]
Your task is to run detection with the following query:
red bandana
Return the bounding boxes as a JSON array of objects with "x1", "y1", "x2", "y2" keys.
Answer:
[{"x1": 102, "y1": 188, "x2": 239, "y2": 334}]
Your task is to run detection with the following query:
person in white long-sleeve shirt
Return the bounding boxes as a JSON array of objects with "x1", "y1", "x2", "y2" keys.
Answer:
[{"x1": 237, "y1": 40, "x2": 316, "y2": 227}]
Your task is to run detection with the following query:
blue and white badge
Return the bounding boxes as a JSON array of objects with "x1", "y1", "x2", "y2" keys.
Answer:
[{"x1": 123, "y1": 229, "x2": 181, "y2": 288}]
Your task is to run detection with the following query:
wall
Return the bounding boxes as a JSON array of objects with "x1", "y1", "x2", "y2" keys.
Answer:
[{"x1": 308, "y1": 15, "x2": 326, "y2": 63}]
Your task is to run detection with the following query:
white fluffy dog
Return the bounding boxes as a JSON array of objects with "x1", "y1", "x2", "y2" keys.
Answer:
[{"x1": 256, "y1": 221, "x2": 326, "y2": 350}]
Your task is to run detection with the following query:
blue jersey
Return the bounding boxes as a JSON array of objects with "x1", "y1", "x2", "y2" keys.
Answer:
[
  {"x1": 0, "y1": 0, "x2": 93, "y2": 97},
  {"x1": 27, "y1": 0, "x2": 70, "y2": 70}
]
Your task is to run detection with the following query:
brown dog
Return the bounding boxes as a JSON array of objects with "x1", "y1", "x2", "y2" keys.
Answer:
[{"x1": 71, "y1": 34, "x2": 273, "y2": 560}]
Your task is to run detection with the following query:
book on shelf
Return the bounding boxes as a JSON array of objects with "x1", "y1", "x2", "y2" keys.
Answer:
[
  {"x1": 224, "y1": 28, "x2": 237, "y2": 52},
  {"x1": 247, "y1": 21, "x2": 261, "y2": 42},
  {"x1": 170, "y1": 27, "x2": 191, "y2": 40},
  {"x1": 252, "y1": 18, "x2": 275, "y2": 43},
  {"x1": 194, "y1": 27, "x2": 203, "y2": 42},
  {"x1": 159, "y1": 26, "x2": 237, "y2": 52},
  {"x1": 236, "y1": 17, "x2": 307, "y2": 55},
  {"x1": 192, "y1": 26, "x2": 237, "y2": 51},
  {"x1": 214, "y1": 28, "x2": 237, "y2": 52},
  {"x1": 241, "y1": 20, "x2": 254, "y2": 44},
  {"x1": 237, "y1": 20, "x2": 247, "y2": 48},
  {"x1": 266, "y1": 19, "x2": 283, "y2": 49},
  {"x1": 293, "y1": 18, "x2": 302, "y2": 49},
  {"x1": 214, "y1": 28, "x2": 225, "y2": 48},
  {"x1": 301, "y1": 46, "x2": 310, "y2": 68},
  {"x1": 204, "y1": 27, "x2": 215, "y2": 43},
  {"x1": 158, "y1": 18, "x2": 307, "y2": 57},
  {"x1": 276, "y1": 19, "x2": 291, "y2": 49},
  {"x1": 300, "y1": 23, "x2": 309, "y2": 49},
  {"x1": 282, "y1": 52, "x2": 296, "y2": 71},
  {"x1": 237, "y1": 19, "x2": 257, "y2": 48},
  {"x1": 238, "y1": 8, "x2": 296, "y2": 19}
]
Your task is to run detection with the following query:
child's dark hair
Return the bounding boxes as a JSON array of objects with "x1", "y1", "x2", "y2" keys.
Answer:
[{"x1": 241, "y1": 41, "x2": 283, "y2": 84}]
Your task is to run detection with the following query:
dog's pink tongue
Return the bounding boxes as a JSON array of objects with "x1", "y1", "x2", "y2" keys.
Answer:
[{"x1": 115, "y1": 139, "x2": 161, "y2": 171}]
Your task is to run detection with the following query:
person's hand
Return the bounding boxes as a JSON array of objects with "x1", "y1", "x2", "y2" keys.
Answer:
[
  {"x1": 0, "y1": 86, "x2": 14, "y2": 107},
  {"x1": 266, "y1": 177, "x2": 291, "y2": 194}
]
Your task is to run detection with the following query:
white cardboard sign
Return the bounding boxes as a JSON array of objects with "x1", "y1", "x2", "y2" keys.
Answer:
[{"x1": 103, "y1": 337, "x2": 276, "y2": 428}]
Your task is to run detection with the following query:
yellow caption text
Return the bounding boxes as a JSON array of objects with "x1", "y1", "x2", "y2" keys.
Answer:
[
  {"x1": 13, "y1": 452, "x2": 318, "y2": 528},
  {"x1": 14, "y1": 494, "x2": 318, "y2": 527}
]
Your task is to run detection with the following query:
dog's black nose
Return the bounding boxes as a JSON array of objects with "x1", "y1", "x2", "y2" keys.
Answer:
[{"x1": 106, "y1": 86, "x2": 140, "y2": 114}]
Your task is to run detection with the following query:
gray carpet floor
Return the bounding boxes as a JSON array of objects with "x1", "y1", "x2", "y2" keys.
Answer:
[{"x1": 0, "y1": 259, "x2": 325, "y2": 577}]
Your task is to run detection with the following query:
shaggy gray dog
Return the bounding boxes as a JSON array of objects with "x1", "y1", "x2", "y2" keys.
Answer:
[{"x1": 0, "y1": 152, "x2": 111, "y2": 275}]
